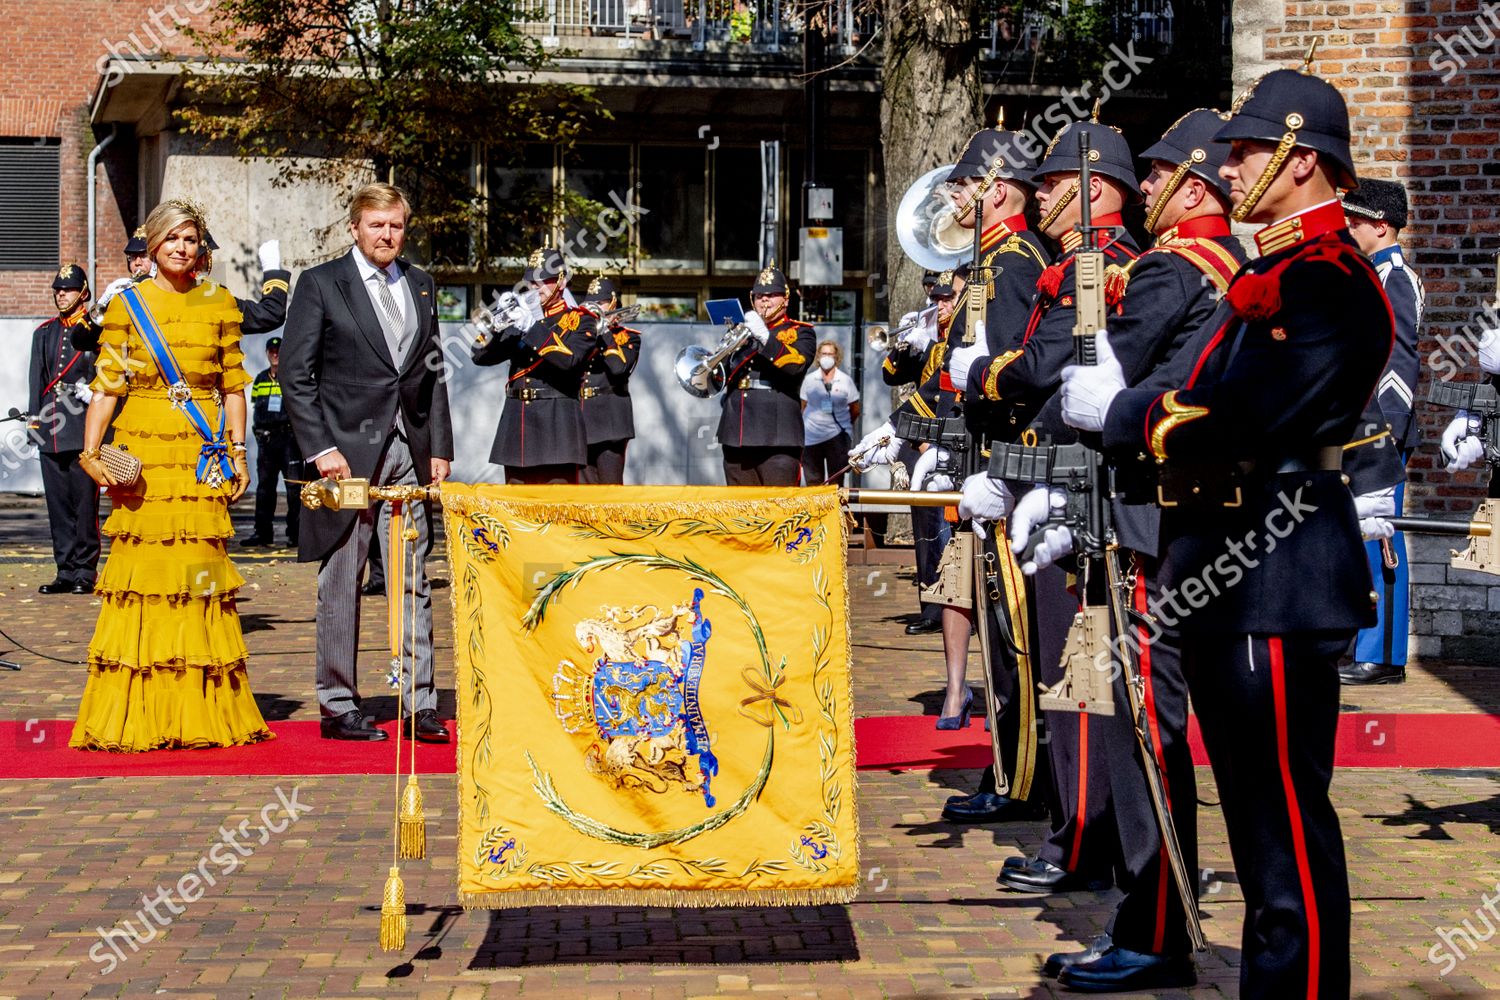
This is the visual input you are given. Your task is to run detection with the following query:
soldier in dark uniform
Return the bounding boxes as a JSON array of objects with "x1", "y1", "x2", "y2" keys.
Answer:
[
  {"x1": 949, "y1": 121, "x2": 1142, "y2": 853},
  {"x1": 998, "y1": 109, "x2": 1250, "y2": 990},
  {"x1": 197, "y1": 232, "x2": 292, "y2": 335},
  {"x1": 1057, "y1": 69, "x2": 1388, "y2": 997},
  {"x1": 1339, "y1": 179, "x2": 1424, "y2": 685},
  {"x1": 244, "y1": 336, "x2": 302, "y2": 547},
  {"x1": 26, "y1": 264, "x2": 102, "y2": 595},
  {"x1": 124, "y1": 228, "x2": 151, "y2": 279},
  {"x1": 472, "y1": 247, "x2": 596, "y2": 484},
  {"x1": 718, "y1": 265, "x2": 815, "y2": 486},
  {"x1": 578, "y1": 276, "x2": 641, "y2": 484}
]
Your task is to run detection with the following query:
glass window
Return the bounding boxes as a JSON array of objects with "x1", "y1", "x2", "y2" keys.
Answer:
[
  {"x1": 487, "y1": 144, "x2": 555, "y2": 260},
  {"x1": 561, "y1": 143, "x2": 633, "y2": 266},
  {"x1": 712, "y1": 146, "x2": 763, "y2": 271},
  {"x1": 637, "y1": 145, "x2": 706, "y2": 271}
]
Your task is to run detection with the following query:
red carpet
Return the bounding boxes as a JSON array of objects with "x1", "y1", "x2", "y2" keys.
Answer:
[{"x1": 3, "y1": 713, "x2": 1498, "y2": 779}]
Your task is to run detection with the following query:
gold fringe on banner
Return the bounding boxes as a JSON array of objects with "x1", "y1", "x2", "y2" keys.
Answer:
[
  {"x1": 379, "y1": 866, "x2": 407, "y2": 951},
  {"x1": 398, "y1": 776, "x2": 427, "y2": 860},
  {"x1": 458, "y1": 884, "x2": 859, "y2": 911},
  {"x1": 441, "y1": 490, "x2": 842, "y2": 526}
]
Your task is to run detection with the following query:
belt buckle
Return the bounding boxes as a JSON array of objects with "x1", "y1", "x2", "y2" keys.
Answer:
[
  {"x1": 580, "y1": 386, "x2": 597, "y2": 400},
  {"x1": 520, "y1": 388, "x2": 537, "y2": 402}
]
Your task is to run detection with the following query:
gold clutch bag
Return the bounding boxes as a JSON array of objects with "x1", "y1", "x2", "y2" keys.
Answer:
[{"x1": 99, "y1": 443, "x2": 142, "y2": 487}]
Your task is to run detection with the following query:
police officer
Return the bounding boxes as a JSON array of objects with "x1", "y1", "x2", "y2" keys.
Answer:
[
  {"x1": 578, "y1": 276, "x2": 641, "y2": 484},
  {"x1": 472, "y1": 247, "x2": 595, "y2": 484},
  {"x1": 244, "y1": 336, "x2": 302, "y2": 548},
  {"x1": 27, "y1": 264, "x2": 101, "y2": 595},
  {"x1": 1340, "y1": 179, "x2": 1424, "y2": 686},
  {"x1": 1058, "y1": 69, "x2": 1388, "y2": 997},
  {"x1": 717, "y1": 265, "x2": 815, "y2": 486}
]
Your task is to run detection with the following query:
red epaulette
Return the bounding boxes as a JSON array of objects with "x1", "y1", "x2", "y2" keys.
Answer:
[{"x1": 1225, "y1": 233, "x2": 1358, "y2": 321}]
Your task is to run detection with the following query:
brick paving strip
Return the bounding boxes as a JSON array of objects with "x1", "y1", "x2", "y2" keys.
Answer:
[{"x1": 1, "y1": 498, "x2": 1498, "y2": 997}]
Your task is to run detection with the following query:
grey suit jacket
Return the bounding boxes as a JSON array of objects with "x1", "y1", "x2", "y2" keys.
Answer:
[{"x1": 280, "y1": 252, "x2": 454, "y2": 562}]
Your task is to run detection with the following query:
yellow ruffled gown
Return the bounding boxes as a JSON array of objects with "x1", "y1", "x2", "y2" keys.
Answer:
[{"x1": 70, "y1": 280, "x2": 273, "y2": 751}]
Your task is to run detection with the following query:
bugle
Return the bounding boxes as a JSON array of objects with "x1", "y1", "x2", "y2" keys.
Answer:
[
  {"x1": 674, "y1": 324, "x2": 754, "y2": 398},
  {"x1": 867, "y1": 304, "x2": 938, "y2": 353}
]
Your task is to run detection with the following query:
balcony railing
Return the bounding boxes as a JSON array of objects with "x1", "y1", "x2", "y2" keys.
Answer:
[{"x1": 517, "y1": 0, "x2": 1220, "y2": 57}]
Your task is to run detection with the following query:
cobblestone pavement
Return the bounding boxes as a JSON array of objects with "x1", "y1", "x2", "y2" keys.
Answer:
[{"x1": 1, "y1": 496, "x2": 1498, "y2": 998}]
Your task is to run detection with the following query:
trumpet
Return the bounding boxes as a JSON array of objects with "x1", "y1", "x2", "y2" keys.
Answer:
[
  {"x1": 587, "y1": 303, "x2": 644, "y2": 329},
  {"x1": 867, "y1": 304, "x2": 938, "y2": 353},
  {"x1": 674, "y1": 324, "x2": 754, "y2": 397}
]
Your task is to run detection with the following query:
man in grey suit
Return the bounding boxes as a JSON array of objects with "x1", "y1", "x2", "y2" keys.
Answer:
[{"x1": 281, "y1": 182, "x2": 454, "y2": 742}]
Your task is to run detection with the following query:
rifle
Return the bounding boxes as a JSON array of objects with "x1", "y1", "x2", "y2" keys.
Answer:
[
  {"x1": 1428, "y1": 379, "x2": 1500, "y2": 466},
  {"x1": 988, "y1": 129, "x2": 1207, "y2": 952}
]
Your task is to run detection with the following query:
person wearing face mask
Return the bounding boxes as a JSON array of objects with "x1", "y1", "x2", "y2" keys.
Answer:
[
  {"x1": 716, "y1": 265, "x2": 816, "y2": 486},
  {"x1": 798, "y1": 340, "x2": 861, "y2": 486},
  {"x1": 471, "y1": 247, "x2": 597, "y2": 485}
]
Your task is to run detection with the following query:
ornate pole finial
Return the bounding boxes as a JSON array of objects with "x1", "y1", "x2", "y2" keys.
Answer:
[
  {"x1": 1302, "y1": 37, "x2": 1321, "y2": 72},
  {"x1": 1090, "y1": 96, "x2": 1101, "y2": 123},
  {"x1": 995, "y1": 107, "x2": 1005, "y2": 130}
]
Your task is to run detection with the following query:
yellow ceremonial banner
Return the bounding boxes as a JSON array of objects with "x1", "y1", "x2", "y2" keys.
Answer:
[{"x1": 441, "y1": 484, "x2": 858, "y2": 908}]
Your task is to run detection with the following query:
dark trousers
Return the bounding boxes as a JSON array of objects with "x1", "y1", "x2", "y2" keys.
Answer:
[
  {"x1": 253, "y1": 430, "x2": 302, "y2": 543},
  {"x1": 976, "y1": 532, "x2": 1052, "y2": 804},
  {"x1": 911, "y1": 505, "x2": 950, "y2": 624},
  {"x1": 39, "y1": 449, "x2": 100, "y2": 585},
  {"x1": 1104, "y1": 560, "x2": 1197, "y2": 957},
  {"x1": 722, "y1": 445, "x2": 801, "y2": 486},
  {"x1": 582, "y1": 441, "x2": 628, "y2": 485},
  {"x1": 506, "y1": 463, "x2": 578, "y2": 485},
  {"x1": 799, "y1": 432, "x2": 850, "y2": 487},
  {"x1": 1186, "y1": 630, "x2": 1351, "y2": 1000}
]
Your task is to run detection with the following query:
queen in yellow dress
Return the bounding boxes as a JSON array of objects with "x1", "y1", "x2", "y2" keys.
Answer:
[{"x1": 71, "y1": 200, "x2": 273, "y2": 751}]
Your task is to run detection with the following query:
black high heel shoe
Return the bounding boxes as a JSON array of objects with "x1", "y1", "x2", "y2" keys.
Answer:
[{"x1": 935, "y1": 687, "x2": 974, "y2": 730}]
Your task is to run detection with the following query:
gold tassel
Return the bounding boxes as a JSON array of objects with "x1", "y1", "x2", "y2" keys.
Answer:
[
  {"x1": 398, "y1": 776, "x2": 427, "y2": 860},
  {"x1": 379, "y1": 866, "x2": 407, "y2": 952}
]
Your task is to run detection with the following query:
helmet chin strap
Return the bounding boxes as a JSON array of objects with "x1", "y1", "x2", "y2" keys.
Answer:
[
  {"x1": 1231, "y1": 115, "x2": 1303, "y2": 223},
  {"x1": 1145, "y1": 159, "x2": 1195, "y2": 233},
  {"x1": 1037, "y1": 179, "x2": 1079, "y2": 233}
]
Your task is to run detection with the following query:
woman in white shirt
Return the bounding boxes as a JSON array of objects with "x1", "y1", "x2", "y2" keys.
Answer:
[{"x1": 799, "y1": 339, "x2": 861, "y2": 486}]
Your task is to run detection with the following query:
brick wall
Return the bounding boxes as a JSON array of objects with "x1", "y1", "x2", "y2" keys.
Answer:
[
  {"x1": 0, "y1": 0, "x2": 213, "y2": 316},
  {"x1": 1252, "y1": 0, "x2": 1500, "y2": 662}
]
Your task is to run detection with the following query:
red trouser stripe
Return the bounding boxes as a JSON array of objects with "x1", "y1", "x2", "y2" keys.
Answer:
[
  {"x1": 1269, "y1": 636, "x2": 1320, "y2": 1000},
  {"x1": 1134, "y1": 572, "x2": 1171, "y2": 954},
  {"x1": 1068, "y1": 715, "x2": 1089, "y2": 871}
]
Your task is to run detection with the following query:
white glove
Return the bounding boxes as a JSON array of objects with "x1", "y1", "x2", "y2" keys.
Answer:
[
  {"x1": 1359, "y1": 516, "x2": 1396, "y2": 540},
  {"x1": 744, "y1": 311, "x2": 771, "y2": 346},
  {"x1": 911, "y1": 447, "x2": 954, "y2": 492},
  {"x1": 1479, "y1": 327, "x2": 1500, "y2": 375},
  {"x1": 502, "y1": 294, "x2": 537, "y2": 331},
  {"x1": 1440, "y1": 411, "x2": 1486, "y2": 471},
  {"x1": 73, "y1": 380, "x2": 94, "y2": 404},
  {"x1": 1354, "y1": 486, "x2": 1396, "y2": 541},
  {"x1": 900, "y1": 307, "x2": 939, "y2": 354},
  {"x1": 1060, "y1": 330, "x2": 1126, "y2": 432},
  {"x1": 521, "y1": 288, "x2": 542, "y2": 318},
  {"x1": 1010, "y1": 485, "x2": 1072, "y2": 575},
  {"x1": 958, "y1": 473, "x2": 1013, "y2": 539},
  {"x1": 257, "y1": 239, "x2": 282, "y2": 272},
  {"x1": 897, "y1": 310, "x2": 919, "y2": 331},
  {"x1": 947, "y1": 341, "x2": 987, "y2": 390},
  {"x1": 849, "y1": 422, "x2": 900, "y2": 471},
  {"x1": 96, "y1": 276, "x2": 133, "y2": 309}
]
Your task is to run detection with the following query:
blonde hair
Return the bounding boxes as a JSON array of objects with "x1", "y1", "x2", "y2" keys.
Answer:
[
  {"x1": 143, "y1": 200, "x2": 206, "y2": 262},
  {"x1": 816, "y1": 339, "x2": 843, "y2": 365},
  {"x1": 349, "y1": 182, "x2": 412, "y2": 226}
]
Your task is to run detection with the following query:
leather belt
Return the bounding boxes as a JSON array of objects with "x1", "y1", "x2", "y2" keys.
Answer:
[
  {"x1": 1270, "y1": 446, "x2": 1343, "y2": 474},
  {"x1": 736, "y1": 377, "x2": 774, "y2": 391},
  {"x1": 580, "y1": 385, "x2": 624, "y2": 401},
  {"x1": 506, "y1": 384, "x2": 570, "y2": 402}
]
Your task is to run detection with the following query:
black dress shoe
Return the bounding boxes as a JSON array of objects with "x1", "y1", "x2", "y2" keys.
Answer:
[
  {"x1": 904, "y1": 618, "x2": 942, "y2": 635},
  {"x1": 998, "y1": 856, "x2": 1112, "y2": 894},
  {"x1": 403, "y1": 708, "x2": 450, "y2": 744},
  {"x1": 361, "y1": 580, "x2": 386, "y2": 597},
  {"x1": 70, "y1": 581, "x2": 94, "y2": 594},
  {"x1": 1056, "y1": 946, "x2": 1195, "y2": 992},
  {"x1": 1043, "y1": 934, "x2": 1112, "y2": 979},
  {"x1": 241, "y1": 534, "x2": 272, "y2": 548},
  {"x1": 942, "y1": 792, "x2": 1048, "y2": 824},
  {"x1": 1339, "y1": 660, "x2": 1405, "y2": 685},
  {"x1": 38, "y1": 579, "x2": 70, "y2": 594},
  {"x1": 321, "y1": 709, "x2": 388, "y2": 741}
]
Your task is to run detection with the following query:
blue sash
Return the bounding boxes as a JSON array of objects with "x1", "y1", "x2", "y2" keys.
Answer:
[{"x1": 118, "y1": 285, "x2": 234, "y2": 488}]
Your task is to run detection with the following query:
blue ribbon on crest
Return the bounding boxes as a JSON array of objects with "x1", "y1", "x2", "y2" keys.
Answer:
[{"x1": 118, "y1": 285, "x2": 235, "y2": 487}]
